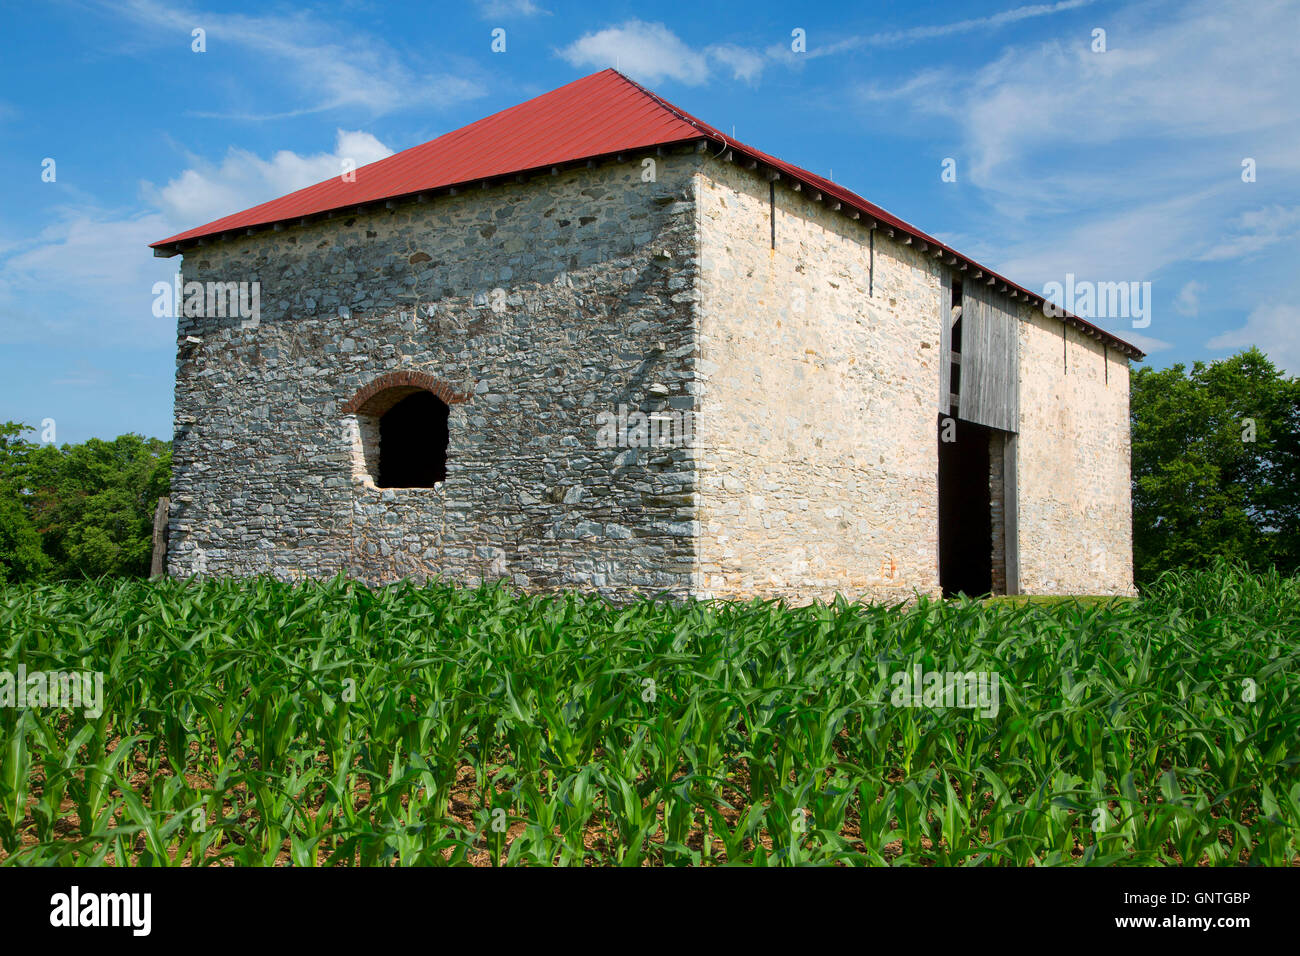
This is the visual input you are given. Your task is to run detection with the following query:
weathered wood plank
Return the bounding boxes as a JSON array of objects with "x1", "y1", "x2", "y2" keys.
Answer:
[
  {"x1": 957, "y1": 282, "x2": 1019, "y2": 432},
  {"x1": 939, "y1": 272, "x2": 952, "y2": 411},
  {"x1": 150, "y1": 496, "x2": 170, "y2": 579},
  {"x1": 1004, "y1": 436, "x2": 1019, "y2": 594}
]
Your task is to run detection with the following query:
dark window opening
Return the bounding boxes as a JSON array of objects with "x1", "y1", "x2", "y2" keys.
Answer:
[
  {"x1": 377, "y1": 391, "x2": 449, "y2": 488},
  {"x1": 949, "y1": 280, "x2": 964, "y2": 405},
  {"x1": 938, "y1": 415, "x2": 992, "y2": 598}
]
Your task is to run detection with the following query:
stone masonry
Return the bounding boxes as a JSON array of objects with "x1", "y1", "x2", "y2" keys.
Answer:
[
  {"x1": 167, "y1": 144, "x2": 1136, "y2": 599},
  {"x1": 170, "y1": 150, "x2": 703, "y2": 592},
  {"x1": 692, "y1": 159, "x2": 1133, "y2": 600}
]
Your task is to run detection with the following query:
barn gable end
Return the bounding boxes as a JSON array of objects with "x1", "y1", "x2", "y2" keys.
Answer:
[{"x1": 167, "y1": 151, "x2": 704, "y2": 590}]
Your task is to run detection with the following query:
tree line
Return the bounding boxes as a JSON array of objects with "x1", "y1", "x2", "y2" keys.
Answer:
[
  {"x1": 1, "y1": 347, "x2": 1296, "y2": 588},
  {"x1": 1130, "y1": 347, "x2": 1299, "y2": 584},
  {"x1": 0, "y1": 425, "x2": 169, "y2": 583}
]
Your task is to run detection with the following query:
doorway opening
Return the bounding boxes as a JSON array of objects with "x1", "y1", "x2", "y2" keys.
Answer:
[{"x1": 938, "y1": 415, "x2": 994, "y2": 598}]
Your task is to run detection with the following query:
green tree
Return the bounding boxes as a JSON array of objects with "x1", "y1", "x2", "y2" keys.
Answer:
[
  {"x1": 1130, "y1": 348, "x2": 1300, "y2": 586},
  {"x1": 25, "y1": 434, "x2": 171, "y2": 578},
  {"x1": 0, "y1": 422, "x2": 50, "y2": 583},
  {"x1": 0, "y1": 423, "x2": 170, "y2": 581}
]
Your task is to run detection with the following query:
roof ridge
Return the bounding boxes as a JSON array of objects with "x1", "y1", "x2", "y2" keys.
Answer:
[
  {"x1": 146, "y1": 69, "x2": 1143, "y2": 358},
  {"x1": 608, "y1": 69, "x2": 721, "y2": 144}
]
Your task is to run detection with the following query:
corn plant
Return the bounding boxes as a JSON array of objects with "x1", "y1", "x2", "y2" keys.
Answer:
[{"x1": 0, "y1": 561, "x2": 1296, "y2": 866}]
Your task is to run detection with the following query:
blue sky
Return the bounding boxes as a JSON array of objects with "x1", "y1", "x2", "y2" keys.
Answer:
[{"x1": 1, "y1": 0, "x2": 1297, "y2": 444}]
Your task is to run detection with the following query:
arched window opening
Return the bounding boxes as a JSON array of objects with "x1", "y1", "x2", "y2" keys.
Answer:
[
  {"x1": 343, "y1": 373, "x2": 467, "y2": 489},
  {"x1": 377, "y1": 391, "x2": 449, "y2": 488}
]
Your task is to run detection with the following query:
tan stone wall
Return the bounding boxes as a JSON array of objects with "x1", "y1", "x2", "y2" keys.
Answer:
[
  {"x1": 692, "y1": 160, "x2": 943, "y2": 602},
  {"x1": 1015, "y1": 309, "x2": 1135, "y2": 594},
  {"x1": 691, "y1": 158, "x2": 1135, "y2": 601}
]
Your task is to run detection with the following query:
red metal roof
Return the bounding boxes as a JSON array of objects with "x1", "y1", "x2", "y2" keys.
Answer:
[
  {"x1": 151, "y1": 70, "x2": 701, "y2": 249},
  {"x1": 150, "y1": 68, "x2": 1142, "y2": 357}
]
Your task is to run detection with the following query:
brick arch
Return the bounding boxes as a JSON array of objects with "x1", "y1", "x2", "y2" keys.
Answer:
[{"x1": 341, "y1": 371, "x2": 470, "y2": 416}]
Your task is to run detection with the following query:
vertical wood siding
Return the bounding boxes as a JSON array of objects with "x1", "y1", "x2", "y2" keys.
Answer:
[{"x1": 958, "y1": 282, "x2": 1020, "y2": 433}]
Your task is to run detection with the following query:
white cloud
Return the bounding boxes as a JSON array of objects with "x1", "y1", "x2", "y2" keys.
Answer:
[
  {"x1": 994, "y1": 187, "x2": 1220, "y2": 288},
  {"x1": 561, "y1": 5, "x2": 1094, "y2": 89},
  {"x1": 1198, "y1": 205, "x2": 1300, "y2": 262},
  {"x1": 0, "y1": 130, "x2": 397, "y2": 349},
  {"x1": 1207, "y1": 302, "x2": 1300, "y2": 375},
  {"x1": 110, "y1": 0, "x2": 485, "y2": 118},
  {"x1": 0, "y1": 210, "x2": 173, "y2": 349},
  {"x1": 1174, "y1": 280, "x2": 1205, "y2": 316},
  {"x1": 558, "y1": 21, "x2": 770, "y2": 85},
  {"x1": 1123, "y1": 331, "x2": 1175, "y2": 356},
  {"x1": 798, "y1": 0, "x2": 1096, "y2": 59},
  {"x1": 146, "y1": 130, "x2": 393, "y2": 230},
  {"x1": 709, "y1": 44, "x2": 766, "y2": 84},
  {"x1": 856, "y1": 70, "x2": 949, "y2": 104},
  {"x1": 851, "y1": 0, "x2": 1300, "y2": 345},
  {"x1": 859, "y1": 0, "x2": 1300, "y2": 211},
  {"x1": 475, "y1": 0, "x2": 550, "y2": 17},
  {"x1": 559, "y1": 21, "x2": 712, "y2": 85}
]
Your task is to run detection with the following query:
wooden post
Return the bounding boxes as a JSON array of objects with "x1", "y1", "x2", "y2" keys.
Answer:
[
  {"x1": 1003, "y1": 438, "x2": 1019, "y2": 596},
  {"x1": 150, "y1": 496, "x2": 170, "y2": 579}
]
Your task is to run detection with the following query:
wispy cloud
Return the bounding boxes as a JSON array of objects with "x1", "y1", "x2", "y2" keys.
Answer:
[
  {"x1": 1208, "y1": 301, "x2": 1300, "y2": 375},
  {"x1": 854, "y1": 0, "x2": 1300, "y2": 305},
  {"x1": 561, "y1": 3, "x2": 1095, "y2": 88},
  {"x1": 107, "y1": 0, "x2": 486, "y2": 118},
  {"x1": 787, "y1": 0, "x2": 1095, "y2": 59},
  {"x1": 708, "y1": 44, "x2": 766, "y2": 85},
  {"x1": 1174, "y1": 280, "x2": 1206, "y2": 317},
  {"x1": 1123, "y1": 331, "x2": 1175, "y2": 356},
  {"x1": 1198, "y1": 205, "x2": 1300, "y2": 262},
  {"x1": 863, "y1": 0, "x2": 1300, "y2": 196},
  {"x1": 0, "y1": 130, "x2": 397, "y2": 349},
  {"x1": 475, "y1": 0, "x2": 550, "y2": 18},
  {"x1": 994, "y1": 187, "x2": 1225, "y2": 288},
  {"x1": 0, "y1": 209, "x2": 173, "y2": 348}
]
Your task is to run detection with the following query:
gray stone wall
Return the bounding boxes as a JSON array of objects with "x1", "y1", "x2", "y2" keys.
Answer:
[{"x1": 168, "y1": 150, "x2": 704, "y2": 593}]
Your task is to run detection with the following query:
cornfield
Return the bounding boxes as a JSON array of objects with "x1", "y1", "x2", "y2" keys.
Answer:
[{"x1": 1, "y1": 563, "x2": 1296, "y2": 865}]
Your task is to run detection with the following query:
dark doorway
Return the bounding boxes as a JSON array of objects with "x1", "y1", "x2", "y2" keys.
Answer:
[
  {"x1": 377, "y1": 391, "x2": 449, "y2": 487},
  {"x1": 938, "y1": 416, "x2": 993, "y2": 597}
]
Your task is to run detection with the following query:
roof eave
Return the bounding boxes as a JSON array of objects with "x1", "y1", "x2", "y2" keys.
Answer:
[
  {"x1": 147, "y1": 137, "x2": 706, "y2": 258},
  {"x1": 695, "y1": 138, "x2": 1145, "y2": 360},
  {"x1": 149, "y1": 117, "x2": 1144, "y2": 360}
]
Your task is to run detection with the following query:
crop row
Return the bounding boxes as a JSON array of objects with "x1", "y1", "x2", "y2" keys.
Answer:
[{"x1": 0, "y1": 563, "x2": 1296, "y2": 865}]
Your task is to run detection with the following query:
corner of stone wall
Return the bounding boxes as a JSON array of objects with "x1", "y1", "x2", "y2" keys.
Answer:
[{"x1": 685, "y1": 165, "x2": 708, "y2": 600}]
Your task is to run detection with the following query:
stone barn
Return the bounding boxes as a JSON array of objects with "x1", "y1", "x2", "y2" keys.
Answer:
[{"x1": 151, "y1": 69, "x2": 1143, "y2": 601}]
